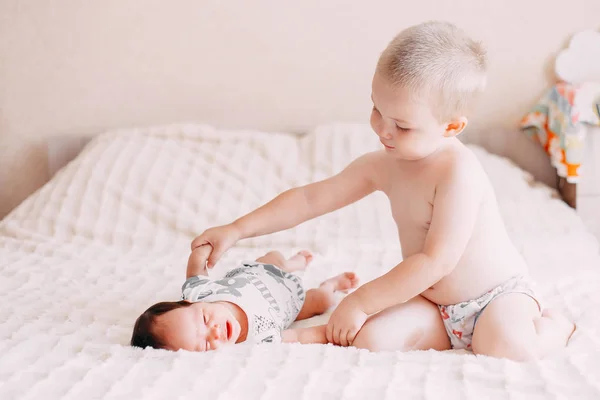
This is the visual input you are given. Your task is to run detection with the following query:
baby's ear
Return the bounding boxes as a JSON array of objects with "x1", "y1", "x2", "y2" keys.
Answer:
[{"x1": 443, "y1": 117, "x2": 468, "y2": 137}]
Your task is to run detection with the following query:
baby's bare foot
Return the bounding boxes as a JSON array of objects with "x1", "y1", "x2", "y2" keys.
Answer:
[
  {"x1": 320, "y1": 272, "x2": 360, "y2": 293},
  {"x1": 284, "y1": 251, "x2": 314, "y2": 272},
  {"x1": 542, "y1": 308, "x2": 576, "y2": 345}
]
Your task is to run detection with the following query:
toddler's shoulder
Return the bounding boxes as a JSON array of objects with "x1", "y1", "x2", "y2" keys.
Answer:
[
  {"x1": 436, "y1": 144, "x2": 486, "y2": 184},
  {"x1": 354, "y1": 150, "x2": 388, "y2": 165},
  {"x1": 345, "y1": 150, "x2": 390, "y2": 183}
]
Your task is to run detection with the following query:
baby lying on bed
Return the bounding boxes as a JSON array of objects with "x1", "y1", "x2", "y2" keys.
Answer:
[{"x1": 130, "y1": 249, "x2": 358, "y2": 351}]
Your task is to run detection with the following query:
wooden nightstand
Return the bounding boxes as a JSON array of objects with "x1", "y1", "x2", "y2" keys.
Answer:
[
  {"x1": 551, "y1": 29, "x2": 600, "y2": 241},
  {"x1": 577, "y1": 126, "x2": 600, "y2": 241}
]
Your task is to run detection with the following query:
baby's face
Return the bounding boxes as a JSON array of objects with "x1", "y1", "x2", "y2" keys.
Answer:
[
  {"x1": 155, "y1": 302, "x2": 241, "y2": 352},
  {"x1": 370, "y1": 72, "x2": 459, "y2": 160}
]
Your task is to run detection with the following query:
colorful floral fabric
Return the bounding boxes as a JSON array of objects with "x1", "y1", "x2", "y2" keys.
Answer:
[{"x1": 520, "y1": 82, "x2": 600, "y2": 183}]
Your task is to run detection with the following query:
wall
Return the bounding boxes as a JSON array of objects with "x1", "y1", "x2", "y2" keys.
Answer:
[{"x1": 1, "y1": 0, "x2": 599, "y2": 218}]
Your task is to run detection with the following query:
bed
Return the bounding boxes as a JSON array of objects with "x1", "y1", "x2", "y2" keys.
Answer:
[
  {"x1": 3, "y1": 2, "x2": 600, "y2": 398},
  {"x1": 1, "y1": 123, "x2": 599, "y2": 400}
]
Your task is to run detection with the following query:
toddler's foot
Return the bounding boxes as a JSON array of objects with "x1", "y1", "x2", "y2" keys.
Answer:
[
  {"x1": 284, "y1": 251, "x2": 314, "y2": 272},
  {"x1": 319, "y1": 272, "x2": 360, "y2": 293},
  {"x1": 541, "y1": 309, "x2": 576, "y2": 345}
]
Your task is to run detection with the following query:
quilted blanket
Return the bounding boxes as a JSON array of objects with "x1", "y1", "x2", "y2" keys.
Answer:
[{"x1": 1, "y1": 124, "x2": 599, "y2": 400}]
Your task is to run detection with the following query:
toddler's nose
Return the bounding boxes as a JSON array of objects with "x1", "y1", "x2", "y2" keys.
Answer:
[{"x1": 375, "y1": 126, "x2": 393, "y2": 140}]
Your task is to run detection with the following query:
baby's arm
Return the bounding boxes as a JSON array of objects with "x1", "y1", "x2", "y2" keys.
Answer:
[
  {"x1": 282, "y1": 325, "x2": 328, "y2": 344},
  {"x1": 352, "y1": 158, "x2": 485, "y2": 315},
  {"x1": 186, "y1": 246, "x2": 211, "y2": 277},
  {"x1": 191, "y1": 152, "x2": 381, "y2": 270}
]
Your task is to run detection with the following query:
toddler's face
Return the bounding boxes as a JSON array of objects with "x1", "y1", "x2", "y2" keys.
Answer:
[
  {"x1": 370, "y1": 72, "x2": 461, "y2": 160},
  {"x1": 155, "y1": 301, "x2": 241, "y2": 352}
]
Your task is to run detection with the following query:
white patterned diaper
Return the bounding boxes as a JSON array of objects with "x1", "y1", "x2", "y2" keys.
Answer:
[{"x1": 438, "y1": 275, "x2": 540, "y2": 350}]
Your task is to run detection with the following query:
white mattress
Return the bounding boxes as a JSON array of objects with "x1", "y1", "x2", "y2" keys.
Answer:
[{"x1": 1, "y1": 123, "x2": 599, "y2": 400}]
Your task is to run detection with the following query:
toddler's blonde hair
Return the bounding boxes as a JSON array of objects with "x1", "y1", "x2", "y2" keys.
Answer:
[{"x1": 377, "y1": 21, "x2": 487, "y2": 122}]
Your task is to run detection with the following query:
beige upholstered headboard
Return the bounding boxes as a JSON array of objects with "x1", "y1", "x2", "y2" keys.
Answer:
[{"x1": 1, "y1": 1, "x2": 599, "y2": 218}]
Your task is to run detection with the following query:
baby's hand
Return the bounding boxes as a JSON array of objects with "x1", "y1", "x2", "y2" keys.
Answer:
[
  {"x1": 186, "y1": 245, "x2": 212, "y2": 278},
  {"x1": 326, "y1": 295, "x2": 368, "y2": 347},
  {"x1": 191, "y1": 224, "x2": 242, "y2": 269}
]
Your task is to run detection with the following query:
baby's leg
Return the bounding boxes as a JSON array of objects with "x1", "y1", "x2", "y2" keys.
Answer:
[
  {"x1": 282, "y1": 325, "x2": 327, "y2": 344},
  {"x1": 255, "y1": 250, "x2": 313, "y2": 273},
  {"x1": 471, "y1": 293, "x2": 575, "y2": 361},
  {"x1": 295, "y1": 272, "x2": 360, "y2": 320},
  {"x1": 283, "y1": 273, "x2": 359, "y2": 345},
  {"x1": 352, "y1": 295, "x2": 451, "y2": 352}
]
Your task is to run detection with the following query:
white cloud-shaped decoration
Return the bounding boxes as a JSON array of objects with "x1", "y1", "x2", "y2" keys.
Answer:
[{"x1": 555, "y1": 30, "x2": 600, "y2": 84}]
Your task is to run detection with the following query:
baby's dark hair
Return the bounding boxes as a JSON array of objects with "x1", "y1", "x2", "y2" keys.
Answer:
[{"x1": 130, "y1": 300, "x2": 192, "y2": 349}]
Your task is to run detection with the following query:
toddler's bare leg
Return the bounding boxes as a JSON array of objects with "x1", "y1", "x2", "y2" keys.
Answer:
[
  {"x1": 352, "y1": 295, "x2": 451, "y2": 352},
  {"x1": 471, "y1": 293, "x2": 575, "y2": 361},
  {"x1": 296, "y1": 272, "x2": 360, "y2": 321},
  {"x1": 255, "y1": 250, "x2": 313, "y2": 272}
]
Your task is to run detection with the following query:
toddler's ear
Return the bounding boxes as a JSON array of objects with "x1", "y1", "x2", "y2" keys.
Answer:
[{"x1": 443, "y1": 117, "x2": 468, "y2": 137}]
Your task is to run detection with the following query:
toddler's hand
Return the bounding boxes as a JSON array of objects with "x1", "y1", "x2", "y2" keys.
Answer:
[
  {"x1": 326, "y1": 295, "x2": 368, "y2": 347},
  {"x1": 190, "y1": 224, "x2": 242, "y2": 269}
]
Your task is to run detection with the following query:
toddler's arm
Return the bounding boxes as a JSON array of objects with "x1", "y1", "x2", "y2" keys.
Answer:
[
  {"x1": 282, "y1": 325, "x2": 328, "y2": 344},
  {"x1": 191, "y1": 153, "x2": 380, "y2": 269}
]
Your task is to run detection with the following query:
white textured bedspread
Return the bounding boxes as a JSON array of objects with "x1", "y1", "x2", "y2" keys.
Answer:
[{"x1": 1, "y1": 124, "x2": 599, "y2": 400}]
